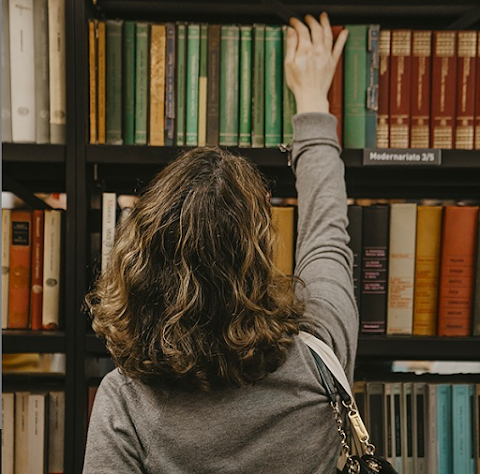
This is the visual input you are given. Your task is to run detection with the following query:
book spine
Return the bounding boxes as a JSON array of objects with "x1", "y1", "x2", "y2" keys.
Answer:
[
  {"x1": 42, "y1": 210, "x2": 62, "y2": 330},
  {"x1": 455, "y1": 31, "x2": 477, "y2": 150},
  {"x1": 413, "y1": 206, "x2": 443, "y2": 336},
  {"x1": 469, "y1": 385, "x2": 475, "y2": 474},
  {"x1": 186, "y1": 24, "x2": 200, "y2": 146},
  {"x1": 384, "y1": 383, "x2": 394, "y2": 464},
  {"x1": 8, "y1": 210, "x2": 32, "y2": 328},
  {"x1": 14, "y1": 392, "x2": 29, "y2": 474},
  {"x1": 347, "y1": 205, "x2": 363, "y2": 308},
  {"x1": 252, "y1": 24, "x2": 265, "y2": 148},
  {"x1": 475, "y1": 384, "x2": 480, "y2": 474},
  {"x1": 2, "y1": 209, "x2": 12, "y2": 328},
  {"x1": 2, "y1": 393, "x2": 15, "y2": 474},
  {"x1": 239, "y1": 25, "x2": 253, "y2": 148},
  {"x1": 438, "y1": 206, "x2": 479, "y2": 336},
  {"x1": 413, "y1": 383, "x2": 427, "y2": 474},
  {"x1": 106, "y1": 19, "x2": 123, "y2": 145},
  {"x1": 165, "y1": 22, "x2": 176, "y2": 146},
  {"x1": 48, "y1": 0, "x2": 67, "y2": 144},
  {"x1": 431, "y1": 31, "x2": 457, "y2": 149},
  {"x1": 219, "y1": 25, "x2": 240, "y2": 146},
  {"x1": 197, "y1": 24, "x2": 208, "y2": 146},
  {"x1": 387, "y1": 203, "x2": 417, "y2": 335},
  {"x1": 88, "y1": 20, "x2": 98, "y2": 144},
  {"x1": 2, "y1": 0, "x2": 12, "y2": 142},
  {"x1": 134, "y1": 22, "x2": 148, "y2": 145},
  {"x1": 48, "y1": 391, "x2": 65, "y2": 474},
  {"x1": 392, "y1": 383, "x2": 403, "y2": 471},
  {"x1": 328, "y1": 26, "x2": 344, "y2": 145},
  {"x1": 264, "y1": 26, "x2": 282, "y2": 148},
  {"x1": 176, "y1": 23, "x2": 186, "y2": 146},
  {"x1": 34, "y1": 0, "x2": 50, "y2": 144},
  {"x1": 367, "y1": 382, "x2": 385, "y2": 456},
  {"x1": 476, "y1": 32, "x2": 480, "y2": 150},
  {"x1": 410, "y1": 31, "x2": 432, "y2": 148},
  {"x1": 437, "y1": 385, "x2": 453, "y2": 474},
  {"x1": 402, "y1": 383, "x2": 414, "y2": 474},
  {"x1": 377, "y1": 29, "x2": 391, "y2": 148},
  {"x1": 122, "y1": 21, "x2": 136, "y2": 146},
  {"x1": 473, "y1": 209, "x2": 480, "y2": 335},
  {"x1": 271, "y1": 207, "x2": 294, "y2": 276},
  {"x1": 427, "y1": 384, "x2": 438, "y2": 474},
  {"x1": 389, "y1": 29, "x2": 412, "y2": 148},
  {"x1": 97, "y1": 21, "x2": 106, "y2": 144},
  {"x1": 452, "y1": 385, "x2": 470, "y2": 474},
  {"x1": 149, "y1": 23, "x2": 166, "y2": 146},
  {"x1": 28, "y1": 394, "x2": 48, "y2": 474},
  {"x1": 366, "y1": 25, "x2": 380, "y2": 148},
  {"x1": 206, "y1": 24, "x2": 221, "y2": 145},
  {"x1": 9, "y1": 0, "x2": 35, "y2": 143},
  {"x1": 30, "y1": 210, "x2": 45, "y2": 330},
  {"x1": 101, "y1": 193, "x2": 116, "y2": 274},
  {"x1": 344, "y1": 25, "x2": 368, "y2": 148}
]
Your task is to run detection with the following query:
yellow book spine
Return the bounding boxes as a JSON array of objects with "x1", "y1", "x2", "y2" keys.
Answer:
[
  {"x1": 271, "y1": 207, "x2": 295, "y2": 276},
  {"x1": 149, "y1": 24, "x2": 166, "y2": 146}
]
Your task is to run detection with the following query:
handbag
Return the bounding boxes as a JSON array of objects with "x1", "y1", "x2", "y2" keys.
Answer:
[{"x1": 299, "y1": 331, "x2": 399, "y2": 474}]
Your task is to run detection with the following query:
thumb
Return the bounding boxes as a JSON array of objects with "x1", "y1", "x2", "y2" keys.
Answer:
[{"x1": 284, "y1": 27, "x2": 298, "y2": 65}]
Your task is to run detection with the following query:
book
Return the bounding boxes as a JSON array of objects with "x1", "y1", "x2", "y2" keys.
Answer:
[
  {"x1": 122, "y1": 21, "x2": 136, "y2": 146},
  {"x1": 197, "y1": 24, "x2": 208, "y2": 147},
  {"x1": 9, "y1": 0, "x2": 35, "y2": 143},
  {"x1": 97, "y1": 21, "x2": 106, "y2": 144},
  {"x1": 328, "y1": 26, "x2": 344, "y2": 145},
  {"x1": 452, "y1": 384, "x2": 473, "y2": 474},
  {"x1": 106, "y1": 19, "x2": 123, "y2": 145},
  {"x1": 271, "y1": 206, "x2": 294, "y2": 276},
  {"x1": 88, "y1": 20, "x2": 98, "y2": 144},
  {"x1": 410, "y1": 31, "x2": 432, "y2": 148},
  {"x1": 31, "y1": 210, "x2": 45, "y2": 330},
  {"x1": 476, "y1": 32, "x2": 480, "y2": 150},
  {"x1": 28, "y1": 393, "x2": 48, "y2": 474},
  {"x1": 175, "y1": 22, "x2": 186, "y2": 146},
  {"x1": 48, "y1": 0, "x2": 67, "y2": 144},
  {"x1": 206, "y1": 24, "x2": 221, "y2": 146},
  {"x1": 387, "y1": 203, "x2": 417, "y2": 335},
  {"x1": 476, "y1": 384, "x2": 480, "y2": 473},
  {"x1": 437, "y1": 385, "x2": 452, "y2": 474},
  {"x1": 413, "y1": 206, "x2": 443, "y2": 336},
  {"x1": 2, "y1": 392, "x2": 14, "y2": 474},
  {"x1": 265, "y1": 26, "x2": 282, "y2": 148},
  {"x1": 149, "y1": 24, "x2": 166, "y2": 147},
  {"x1": 101, "y1": 193, "x2": 117, "y2": 275},
  {"x1": 2, "y1": 209, "x2": 12, "y2": 328},
  {"x1": 384, "y1": 383, "x2": 394, "y2": 465},
  {"x1": 473, "y1": 209, "x2": 480, "y2": 336},
  {"x1": 389, "y1": 29, "x2": 412, "y2": 148},
  {"x1": 48, "y1": 391, "x2": 65, "y2": 474},
  {"x1": 2, "y1": 0, "x2": 12, "y2": 142},
  {"x1": 14, "y1": 391, "x2": 29, "y2": 474},
  {"x1": 165, "y1": 22, "x2": 176, "y2": 146},
  {"x1": 8, "y1": 210, "x2": 32, "y2": 328},
  {"x1": 412, "y1": 383, "x2": 427, "y2": 474},
  {"x1": 392, "y1": 382, "x2": 403, "y2": 471},
  {"x1": 134, "y1": 22, "x2": 148, "y2": 145},
  {"x1": 366, "y1": 25, "x2": 380, "y2": 148},
  {"x1": 437, "y1": 206, "x2": 479, "y2": 336},
  {"x1": 366, "y1": 382, "x2": 385, "y2": 456},
  {"x1": 377, "y1": 29, "x2": 391, "y2": 148},
  {"x1": 427, "y1": 384, "x2": 438, "y2": 474},
  {"x1": 402, "y1": 382, "x2": 414, "y2": 474},
  {"x1": 252, "y1": 24, "x2": 265, "y2": 148},
  {"x1": 346, "y1": 205, "x2": 362, "y2": 307},
  {"x1": 186, "y1": 24, "x2": 200, "y2": 147},
  {"x1": 239, "y1": 25, "x2": 253, "y2": 148},
  {"x1": 42, "y1": 209, "x2": 62, "y2": 330}
]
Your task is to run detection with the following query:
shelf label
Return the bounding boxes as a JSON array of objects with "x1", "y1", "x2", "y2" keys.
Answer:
[{"x1": 363, "y1": 148, "x2": 442, "y2": 166}]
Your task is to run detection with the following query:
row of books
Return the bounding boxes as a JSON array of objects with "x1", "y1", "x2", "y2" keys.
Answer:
[
  {"x1": 1, "y1": 391, "x2": 65, "y2": 474},
  {"x1": 1, "y1": 0, "x2": 67, "y2": 145},
  {"x1": 2, "y1": 208, "x2": 64, "y2": 330},
  {"x1": 87, "y1": 20, "x2": 480, "y2": 150}
]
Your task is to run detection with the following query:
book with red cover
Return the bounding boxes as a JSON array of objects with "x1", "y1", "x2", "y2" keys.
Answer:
[
  {"x1": 328, "y1": 26, "x2": 344, "y2": 145},
  {"x1": 437, "y1": 206, "x2": 479, "y2": 336},
  {"x1": 8, "y1": 210, "x2": 32, "y2": 329},
  {"x1": 30, "y1": 210, "x2": 44, "y2": 330},
  {"x1": 431, "y1": 31, "x2": 457, "y2": 149},
  {"x1": 377, "y1": 29, "x2": 391, "y2": 148}
]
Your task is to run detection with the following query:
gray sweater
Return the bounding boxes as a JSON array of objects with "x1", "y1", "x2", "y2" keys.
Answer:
[{"x1": 83, "y1": 113, "x2": 359, "y2": 474}]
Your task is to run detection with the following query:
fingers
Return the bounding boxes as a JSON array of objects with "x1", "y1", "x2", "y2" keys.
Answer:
[
  {"x1": 284, "y1": 27, "x2": 298, "y2": 64},
  {"x1": 289, "y1": 17, "x2": 311, "y2": 52},
  {"x1": 304, "y1": 14, "x2": 323, "y2": 46},
  {"x1": 332, "y1": 29, "x2": 349, "y2": 65},
  {"x1": 319, "y1": 12, "x2": 333, "y2": 52}
]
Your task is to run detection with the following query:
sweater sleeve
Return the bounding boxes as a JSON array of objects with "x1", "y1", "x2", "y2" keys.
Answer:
[
  {"x1": 83, "y1": 371, "x2": 145, "y2": 474},
  {"x1": 292, "y1": 112, "x2": 359, "y2": 382}
]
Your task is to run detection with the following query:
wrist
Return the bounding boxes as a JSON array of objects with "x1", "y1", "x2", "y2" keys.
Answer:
[{"x1": 295, "y1": 97, "x2": 330, "y2": 115}]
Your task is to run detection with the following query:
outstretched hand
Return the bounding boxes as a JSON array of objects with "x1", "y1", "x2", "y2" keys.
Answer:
[{"x1": 285, "y1": 13, "x2": 348, "y2": 114}]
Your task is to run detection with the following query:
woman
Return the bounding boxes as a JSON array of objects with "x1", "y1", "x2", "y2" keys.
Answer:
[{"x1": 84, "y1": 13, "x2": 357, "y2": 473}]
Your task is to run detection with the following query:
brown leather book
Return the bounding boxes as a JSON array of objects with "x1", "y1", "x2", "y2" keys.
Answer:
[
  {"x1": 328, "y1": 26, "x2": 344, "y2": 145},
  {"x1": 30, "y1": 210, "x2": 44, "y2": 330},
  {"x1": 377, "y1": 29, "x2": 391, "y2": 148},
  {"x1": 206, "y1": 24, "x2": 221, "y2": 146},
  {"x1": 410, "y1": 31, "x2": 432, "y2": 148},
  {"x1": 476, "y1": 32, "x2": 480, "y2": 150},
  {"x1": 149, "y1": 24, "x2": 166, "y2": 146},
  {"x1": 437, "y1": 206, "x2": 479, "y2": 336},
  {"x1": 431, "y1": 31, "x2": 457, "y2": 149}
]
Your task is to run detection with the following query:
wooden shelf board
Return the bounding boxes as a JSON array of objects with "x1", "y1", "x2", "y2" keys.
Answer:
[
  {"x1": 2, "y1": 143, "x2": 66, "y2": 163},
  {"x1": 2, "y1": 330, "x2": 66, "y2": 353}
]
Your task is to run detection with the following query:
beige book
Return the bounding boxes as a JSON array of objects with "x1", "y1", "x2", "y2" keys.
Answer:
[
  {"x1": 2, "y1": 209, "x2": 12, "y2": 328},
  {"x1": 2, "y1": 393, "x2": 15, "y2": 474},
  {"x1": 28, "y1": 393, "x2": 48, "y2": 474},
  {"x1": 48, "y1": 391, "x2": 65, "y2": 473},
  {"x1": 149, "y1": 24, "x2": 166, "y2": 146},
  {"x1": 15, "y1": 391, "x2": 29, "y2": 474},
  {"x1": 101, "y1": 193, "x2": 117, "y2": 274},
  {"x1": 271, "y1": 207, "x2": 295, "y2": 276}
]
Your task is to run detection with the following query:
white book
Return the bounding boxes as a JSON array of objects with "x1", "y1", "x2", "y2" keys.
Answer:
[
  {"x1": 427, "y1": 384, "x2": 438, "y2": 474},
  {"x1": 2, "y1": 0, "x2": 13, "y2": 142},
  {"x1": 28, "y1": 393, "x2": 48, "y2": 474},
  {"x1": 14, "y1": 391, "x2": 30, "y2": 474},
  {"x1": 413, "y1": 383, "x2": 427, "y2": 474},
  {"x1": 2, "y1": 209, "x2": 12, "y2": 328},
  {"x1": 48, "y1": 0, "x2": 67, "y2": 144},
  {"x1": 9, "y1": 0, "x2": 36, "y2": 143},
  {"x1": 387, "y1": 203, "x2": 418, "y2": 334},
  {"x1": 402, "y1": 382, "x2": 414, "y2": 474},
  {"x1": 42, "y1": 210, "x2": 62, "y2": 329},
  {"x1": 48, "y1": 391, "x2": 65, "y2": 474},
  {"x1": 101, "y1": 193, "x2": 117, "y2": 274},
  {"x1": 2, "y1": 393, "x2": 15, "y2": 474}
]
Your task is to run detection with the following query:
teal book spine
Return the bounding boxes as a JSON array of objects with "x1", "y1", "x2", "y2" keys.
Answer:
[
  {"x1": 185, "y1": 24, "x2": 200, "y2": 146},
  {"x1": 239, "y1": 26, "x2": 252, "y2": 148},
  {"x1": 106, "y1": 20, "x2": 123, "y2": 144},
  {"x1": 123, "y1": 21, "x2": 135, "y2": 145},
  {"x1": 134, "y1": 22, "x2": 148, "y2": 145},
  {"x1": 282, "y1": 25, "x2": 295, "y2": 144},
  {"x1": 252, "y1": 24, "x2": 265, "y2": 148},
  {"x1": 366, "y1": 24, "x2": 380, "y2": 148},
  {"x1": 344, "y1": 25, "x2": 368, "y2": 149},
  {"x1": 176, "y1": 23, "x2": 187, "y2": 146},
  {"x1": 219, "y1": 25, "x2": 240, "y2": 146},
  {"x1": 437, "y1": 384, "x2": 452, "y2": 474},
  {"x1": 452, "y1": 385, "x2": 473, "y2": 474},
  {"x1": 264, "y1": 26, "x2": 282, "y2": 148}
]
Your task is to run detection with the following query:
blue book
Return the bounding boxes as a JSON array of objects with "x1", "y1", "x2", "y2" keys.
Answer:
[{"x1": 437, "y1": 384, "x2": 452, "y2": 474}]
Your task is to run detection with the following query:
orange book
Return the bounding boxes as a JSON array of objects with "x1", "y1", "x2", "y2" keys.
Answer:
[
  {"x1": 8, "y1": 210, "x2": 32, "y2": 329},
  {"x1": 271, "y1": 207, "x2": 295, "y2": 276},
  {"x1": 437, "y1": 206, "x2": 479, "y2": 336},
  {"x1": 30, "y1": 210, "x2": 45, "y2": 330},
  {"x1": 328, "y1": 26, "x2": 344, "y2": 145},
  {"x1": 149, "y1": 24, "x2": 166, "y2": 146}
]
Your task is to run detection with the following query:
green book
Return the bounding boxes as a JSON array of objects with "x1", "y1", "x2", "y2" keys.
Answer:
[
  {"x1": 176, "y1": 23, "x2": 186, "y2": 146},
  {"x1": 265, "y1": 26, "x2": 282, "y2": 148},
  {"x1": 252, "y1": 24, "x2": 265, "y2": 148},
  {"x1": 186, "y1": 24, "x2": 200, "y2": 147},
  {"x1": 123, "y1": 21, "x2": 135, "y2": 145},
  {"x1": 344, "y1": 25, "x2": 368, "y2": 149},
  {"x1": 197, "y1": 24, "x2": 208, "y2": 146},
  {"x1": 134, "y1": 22, "x2": 148, "y2": 145},
  {"x1": 282, "y1": 25, "x2": 296, "y2": 144},
  {"x1": 219, "y1": 25, "x2": 240, "y2": 146},
  {"x1": 366, "y1": 25, "x2": 380, "y2": 148},
  {"x1": 106, "y1": 20, "x2": 123, "y2": 144},
  {"x1": 239, "y1": 26, "x2": 252, "y2": 148}
]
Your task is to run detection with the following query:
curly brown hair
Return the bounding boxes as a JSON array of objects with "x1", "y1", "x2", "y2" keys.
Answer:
[{"x1": 85, "y1": 147, "x2": 305, "y2": 391}]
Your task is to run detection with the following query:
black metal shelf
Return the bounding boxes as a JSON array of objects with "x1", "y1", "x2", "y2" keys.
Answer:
[
  {"x1": 2, "y1": 143, "x2": 66, "y2": 163},
  {"x1": 2, "y1": 330, "x2": 66, "y2": 353}
]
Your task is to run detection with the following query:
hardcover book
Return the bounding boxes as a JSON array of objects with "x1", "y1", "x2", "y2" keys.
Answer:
[
  {"x1": 347, "y1": 205, "x2": 362, "y2": 307},
  {"x1": 2, "y1": 209, "x2": 12, "y2": 328},
  {"x1": 149, "y1": 24, "x2": 166, "y2": 147},
  {"x1": 239, "y1": 26, "x2": 253, "y2": 148},
  {"x1": 175, "y1": 23, "x2": 187, "y2": 146},
  {"x1": 265, "y1": 26, "x2": 282, "y2": 148},
  {"x1": 30, "y1": 210, "x2": 45, "y2": 330},
  {"x1": 271, "y1": 206, "x2": 294, "y2": 276},
  {"x1": 165, "y1": 23, "x2": 176, "y2": 146},
  {"x1": 134, "y1": 22, "x2": 149, "y2": 145},
  {"x1": 2, "y1": 0, "x2": 12, "y2": 142},
  {"x1": 2, "y1": 393, "x2": 14, "y2": 474},
  {"x1": 97, "y1": 21, "x2": 106, "y2": 144},
  {"x1": 197, "y1": 24, "x2": 208, "y2": 147},
  {"x1": 366, "y1": 25, "x2": 380, "y2": 148},
  {"x1": 206, "y1": 24, "x2": 221, "y2": 146},
  {"x1": 186, "y1": 24, "x2": 201, "y2": 147},
  {"x1": 122, "y1": 21, "x2": 136, "y2": 145},
  {"x1": 377, "y1": 29, "x2": 391, "y2": 148},
  {"x1": 252, "y1": 24, "x2": 265, "y2": 148},
  {"x1": 88, "y1": 20, "x2": 98, "y2": 144}
]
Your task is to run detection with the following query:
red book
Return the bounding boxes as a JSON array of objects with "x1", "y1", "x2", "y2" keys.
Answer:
[
  {"x1": 455, "y1": 31, "x2": 477, "y2": 150},
  {"x1": 389, "y1": 30, "x2": 412, "y2": 148},
  {"x1": 377, "y1": 29, "x2": 391, "y2": 148},
  {"x1": 431, "y1": 31, "x2": 457, "y2": 149},
  {"x1": 30, "y1": 210, "x2": 45, "y2": 330},
  {"x1": 474, "y1": 32, "x2": 480, "y2": 149},
  {"x1": 7, "y1": 210, "x2": 32, "y2": 329},
  {"x1": 328, "y1": 26, "x2": 344, "y2": 145},
  {"x1": 437, "y1": 206, "x2": 479, "y2": 336},
  {"x1": 410, "y1": 31, "x2": 432, "y2": 148}
]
